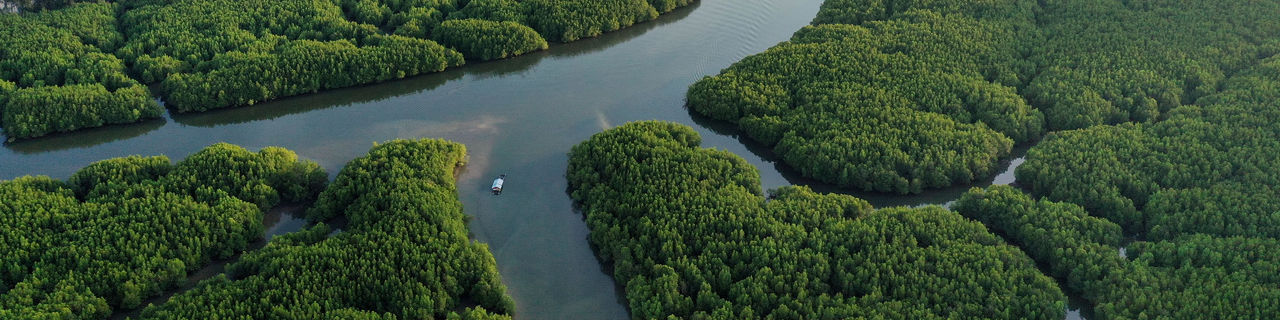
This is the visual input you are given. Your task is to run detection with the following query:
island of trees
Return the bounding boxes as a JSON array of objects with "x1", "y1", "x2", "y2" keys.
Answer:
[
  {"x1": 138, "y1": 139, "x2": 513, "y2": 319},
  {"x1": 0, "y1": 0, "x2": 697, "y2": 141},
  {"x1": 0, "y1": 140, "x2": 514, "y2": 319},
  {"x1": 568, "y1": 121, "x2": 1066, "y2": 319}
]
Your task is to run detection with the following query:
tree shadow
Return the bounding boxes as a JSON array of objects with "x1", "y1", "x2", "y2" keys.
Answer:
[{"x1": 4, "y1": 118, "x2": 167, "y2": 155}]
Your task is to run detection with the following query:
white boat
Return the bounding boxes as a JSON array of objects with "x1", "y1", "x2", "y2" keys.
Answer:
[{"x1": 491, "y1": 175, "x2": 506, "y2": 195}]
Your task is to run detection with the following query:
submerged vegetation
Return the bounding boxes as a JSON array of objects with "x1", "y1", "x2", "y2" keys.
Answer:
[
  {"x1": 0, "y1": 0, "x2": 697, "y2": 140},
  {"x1": 568, "y1": 121, "x2": 1065, "y2": 319}
]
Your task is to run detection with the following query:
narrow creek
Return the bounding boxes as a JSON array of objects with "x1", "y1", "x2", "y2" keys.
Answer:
[{"x1": 1, "y1": 0, "x2": 1090, "y2": 318}]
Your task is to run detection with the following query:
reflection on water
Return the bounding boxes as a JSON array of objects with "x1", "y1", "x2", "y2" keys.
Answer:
[
  {"x1": 4, "y1": 118, "x2": 166, "y2": 155},
  {"x1": 1066, "y1": 293, "x2": 1097, "y2": 320},
  {"x1": 171, "y1": 72, "x2": 465, "y2": 127}
]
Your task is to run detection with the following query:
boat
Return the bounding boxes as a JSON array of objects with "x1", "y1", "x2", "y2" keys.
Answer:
[{"x1": 491, "y1": 175, "x2": 506, "y2": 195}]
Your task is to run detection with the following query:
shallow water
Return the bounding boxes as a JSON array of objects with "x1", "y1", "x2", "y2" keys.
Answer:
[{"x1": 1, "y1": 0, "x2": 1070, "y2": 318}]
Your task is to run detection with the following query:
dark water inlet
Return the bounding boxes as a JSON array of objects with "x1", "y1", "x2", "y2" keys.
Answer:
[{"x1": 0, "y1": 0, "x2": 1087, "y2": 319}]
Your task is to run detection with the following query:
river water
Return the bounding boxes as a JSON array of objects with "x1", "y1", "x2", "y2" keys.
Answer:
[{"x1": 0, "y1": 0, "x2": 1076, "y2": 318}]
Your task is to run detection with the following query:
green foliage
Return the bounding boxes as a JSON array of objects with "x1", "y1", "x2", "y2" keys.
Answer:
[
  {"x1": 687, "y1": 0, "x2": 1043, "y2": 194},
  {"x1": 433, "y1": 19, "x2": 548, "y2": 61},
  {"x1": 522, "y1": 0, "x2": 662, "y2": 42},
  {"x1": 131, "y1": 54, "x2": 184, "y2": 84},
  {"x1": 0, "y1": 79, "x2": 15, "y2": 116},
  {"x1": 161, "y1": 35, "x2": 463, "y2": 112},
  {"x1": 0, "y1": 3, "x2": 162, "y2": 141},
  {"x1": 138, "y1": 139, "x2": 514, "y2": 319},
  {"x1": 953, "y1": 186, "x2": 1126, "y2": 296},
  {"x1": 2, "y1": 84, "x2": 162, "y2": 140},
  {"x1": 27, "y1": 2, "x2": 125, "y2": 52},
  {"x1": 692, "y1": 0, "x2": 1280, "y2": 195},
  {"x1": 955, "y1": 187, "x2": 1280, "y2": 319},
  {"x1": 389, "y1": 7, "x2": 444, "y2": 38},
  {"x1": 1025, "y1": 0, "x2": 1280, "y2": 130},
  {"x1": 1018, "y1": 55, "x2": 1280, "y2": 235},
  {"x1": 307, "y1": 138, "x2": 467, "y2": 223},
  {"x1": 448, "y1": 0, "x2": 525, "y2": 23},
  {"x1": 1005, "y1": 41, "x2": 1280, "y2": 319},
  {"x1": 1001, "y1": 50, "x2": 1280, "y2": 318},
  {"x1": 162, "y1": 143, "x2": 329, "y2": 207},
  {"x1": 116, "y1": 0, "x2": 377, "y2": 69},
  {"x1": 646, "y1": 0, "x2": 693, "y2": 14},
  {"x1": 117, "y1": 0, "x2": 468, "y2": 112},
  {"x1": 66, "y1": 155, "x2": 173, "y2": 197},
  {"x1": 0, "y1": 143, "x2": 326, "y2": 318},
  {"x1": 6, "y1": 0, "x2": 83, "y2": 11},
  {"x1": 568, "y1": 121, "x2": 1066, "y2": 319}
]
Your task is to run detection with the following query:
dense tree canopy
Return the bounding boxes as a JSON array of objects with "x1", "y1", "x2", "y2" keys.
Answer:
[
  {"x1": 522, "y1": 0, "x2": 659, "y2": 42},
  {"x1": 689, "y1": 0, "x2": 1280, "y2": 194},
  {"x1": 432, "y1": 19, "x2": 549, "y2": 61},
  {"x1": 115, "y1": 0, "x2": 462, "y2": 112},
  {"x1": 687, "y1": 0, "x2": 1043, "y2": 194},
  {"x1": 568, "y1": 121, "x2": 1065, "y2": 319},
  {"x1": 1025, "y1": 0, "x2": 1280, "y2": 130},
  {"x1": 973, "y1": 11, "x2": 1280, "y2": 313},
  {"x1": 160, "y1": 35, "x2": 464, "y2": 112},
  {"x1": 1018, "y1": 55, "x2": 1280, "y2": 235},
  {"x1": 955, "y1": 187, "x2": 1280, "y2": 319},
  {"x1": 137, "y1": 139, "x2": 515, "y2": 320},
  {"x1": 0, "y1": 143, "x2": 327, "y2": 319},
  {"x1": 0, "y1": 2, "x2": 162, "y2": 141}
]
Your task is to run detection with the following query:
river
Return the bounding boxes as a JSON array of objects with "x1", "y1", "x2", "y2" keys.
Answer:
[{"x1": 0, "y1": 0, "x2": 1084, "y2": 318}]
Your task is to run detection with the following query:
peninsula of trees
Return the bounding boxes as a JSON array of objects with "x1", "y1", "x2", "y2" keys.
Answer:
[
  {"x1": 138, "y1": 139, "x2": 514, "y2": 319},
  {"x1": 568, "y1": 121, "x2": 1066, "y2": 319}
]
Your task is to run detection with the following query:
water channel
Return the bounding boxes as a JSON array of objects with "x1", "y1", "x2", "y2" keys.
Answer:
[{"x1": 0, "y1": 0, "x2": 1086, "y2": 318}]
